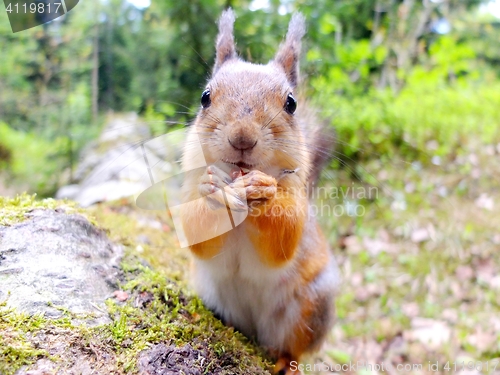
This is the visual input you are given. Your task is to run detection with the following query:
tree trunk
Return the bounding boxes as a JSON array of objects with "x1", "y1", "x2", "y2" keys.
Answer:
[{"x1": 91, "y1": 0, "x2": 99, "y2": 124}]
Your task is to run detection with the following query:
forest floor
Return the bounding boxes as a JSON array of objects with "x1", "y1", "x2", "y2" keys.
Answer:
[
  {"x1": 3, "y1": 133, "x2": 499, "y2": 375},
  {"x1": 0, "y1": 195, "x2": 272, "y2": 375},
  {"x1": 308, "y1": 140, "x2": 500, "y2": 374},
  {"x1": 91, "y1": 137, "x2": 500, "y2": 375}
]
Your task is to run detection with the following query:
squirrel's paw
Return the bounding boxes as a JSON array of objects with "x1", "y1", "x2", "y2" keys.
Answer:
[
  {"x1": 233, "y1": 170, "x2": 277, "y2": 201},
  {"x1": 199, "y1": 165, "x2": 247, "y2": 212},
  {"x1": 274, "y1": 357, "x2": 302, "y2": 375}
]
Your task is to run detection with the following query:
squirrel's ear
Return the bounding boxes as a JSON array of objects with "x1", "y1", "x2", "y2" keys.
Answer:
[
  {"x1": 273, "y1": 13, "x2": 306, "y2": 88},
  {"x1": 214, "y1": 8, "x2": 237, "y2": 74}
]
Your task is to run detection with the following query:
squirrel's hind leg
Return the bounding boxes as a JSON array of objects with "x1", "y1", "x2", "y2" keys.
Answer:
[
  {"x1": 274, "y1": 355, "x2": 302, "y2": 375},
  {"x1": 273, "y1": 278, "x2": 336, "y2": 375}
]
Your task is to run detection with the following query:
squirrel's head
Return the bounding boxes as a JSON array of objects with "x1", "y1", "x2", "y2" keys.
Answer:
[{"x1": 193, "y1": 9, "x2": 309, "y2": 179}]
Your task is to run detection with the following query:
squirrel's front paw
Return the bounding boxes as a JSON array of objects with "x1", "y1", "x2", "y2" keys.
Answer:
[
  {"x1": 199, "y1": 164, "x2": 247, "y2": 211},
  {"x1": 233, "y1": 170, "x2": 277, "y2": 201}
]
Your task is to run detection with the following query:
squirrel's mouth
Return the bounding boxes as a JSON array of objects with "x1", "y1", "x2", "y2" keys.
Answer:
[
  {"x1": 222, "y1": 159, "x2": 254, "y2": 170},
  {"x1": 235, "y1": 161, "x2": 253, "y2": 169}
]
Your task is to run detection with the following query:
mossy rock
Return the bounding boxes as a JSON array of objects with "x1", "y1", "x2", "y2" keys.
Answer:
[{"x1": 0, "y1": 194, "x2": 272, "y2": 375}]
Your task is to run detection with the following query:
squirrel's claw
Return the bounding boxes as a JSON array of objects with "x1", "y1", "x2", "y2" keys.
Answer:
[
  {"x1": 233, "y1": 170, "x2": 277, "y2": 201},
  {"x1": 199, "y1": 165, "x2": 248, "y2": 212}
]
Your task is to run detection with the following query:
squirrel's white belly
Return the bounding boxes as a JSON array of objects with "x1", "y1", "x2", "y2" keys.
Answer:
[{"x1": 191, "y1": 223, "x2": 300, "y2": 351}]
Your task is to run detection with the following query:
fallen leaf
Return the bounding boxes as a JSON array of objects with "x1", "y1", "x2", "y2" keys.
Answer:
[
  {"x1": 475, "y1": 193, "x2": 494, "y2": 210},
  {"x1": 455, "y1": 265, "x2": 474, "y2": 280},
  {"x1": 402, "y1": 302, "x2": 419, "y2": 318},
  {"x1": 351, "y1": 272, "x2": 363, "y2": 287},
  {"x1": 113, "y1": 290, "x2": 129, "y2": 302},
  {"x1": 363, "y1": 238, "x2": 392, "y2": 256},
  {"x1": 344, "y1": 235, "x2": 362, "y2": 254},
  {"x1": 468, "y1": 153, "x2": 479, "y2": 166},
  {"x1": 467, "y1": 327, "x2": 496, "y2": 353},
  {"x1": 442, "y1": 308, "x2": 458, "y2": 323},
  {"x1": 492, "y1": 234, "x2": 500, "y2": 245},
  {"x1": 475, "y1": 258, "x2": 495, "y2": 283},
  {"x1": 405, "y1": 318, "x2": 451, "y2": 349},
  {"x1": 411, "y1": 228, "x2": 429, "y2": 243}
]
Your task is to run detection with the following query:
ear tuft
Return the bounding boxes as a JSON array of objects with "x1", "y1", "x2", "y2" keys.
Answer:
[
  {"x1": 214, "y1": 8, "x2": 237, "y2": 74},
  {"x1": 274, "y1": 13, "x2": 306, "y2": 88}
]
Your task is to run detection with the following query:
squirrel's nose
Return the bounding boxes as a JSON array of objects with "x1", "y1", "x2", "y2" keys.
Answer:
[{"x1": 228, "y1": 136, "x2": 258, "y2": 151}]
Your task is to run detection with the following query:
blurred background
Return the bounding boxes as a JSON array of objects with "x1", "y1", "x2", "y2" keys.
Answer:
[
  {"x1": 0, "y1": 0, "x2": 499, "y2": 196},
  {"x1": 1, "y1": 0, "x2": 500, "y2": 372}
]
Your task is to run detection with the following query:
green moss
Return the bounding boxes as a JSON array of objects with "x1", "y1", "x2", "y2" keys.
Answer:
[
  {"x1": 0, "y1": 337, "x2": 47, "y2": 374},
  {"x1": 0, "y1": 193, "x2": 89, "y2": 226},
  {"x1": 0, "y1": 195, "x2": 272, "y2": 374},
  {"x1": 103, "y1": 250, "x2": 272, "y2": 373},
  {"x1": 0, "y1": 306, "x2": 48, "y2": 375},
  {"x1": 0, "y1": 304, "x2": 79, "y2": 374}
]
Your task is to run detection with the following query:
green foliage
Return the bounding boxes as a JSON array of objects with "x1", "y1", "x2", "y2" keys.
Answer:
[
  {"x1": 0, "y1": 302, "x2": 75, "y2": 375},
  {"x1": 0, "y1": 322, "x2": 49, "y2": 375},
  {"x1": 312, "y1": 81, "x2": 500, "y2": 162},
  {"x1": 310, "y1": 31, "x2": 500, "y2": 162},
  {"x1": 0, "y1": 115, "x2": 99, "y2": 196},
  {"x1": 0, "y1": 0, "x2": 499, "y2": 195},
  {"x1": 0, "y1": 123, "x2": 67, "y2": 194}
]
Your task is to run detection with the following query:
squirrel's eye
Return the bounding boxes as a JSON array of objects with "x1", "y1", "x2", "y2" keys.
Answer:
[
  {"x1": 201, "y1": 89, "x2": 211, "y2": 108},
  {"x1": 284, "y1": 93, "x2": 297, "y2": 114}
]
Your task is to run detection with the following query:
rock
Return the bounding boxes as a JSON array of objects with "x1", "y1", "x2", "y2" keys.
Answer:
[
  {"x1": 53, "y1": 184, "x2": 80, "y2": 201},
  {"x1": 1, "y1": 195, "x2": 271, "y2": 375},
  {"x1": 138, "y1": 343, "x2": 206, "y2": 375},
  {"x1": 56, "y1": 113, "x2": 175, "y2": 207},
  {"x1": 138, "y1": 342, "x2": 270, "y2": 375},
  {"x1": 0, "y1": 209, "x2": 122, "y2": 324}
]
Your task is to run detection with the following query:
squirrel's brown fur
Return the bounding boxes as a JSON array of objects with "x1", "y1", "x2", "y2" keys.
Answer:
[{"x1": 180, "y1": 9, "x2": 339, "y2": 374}]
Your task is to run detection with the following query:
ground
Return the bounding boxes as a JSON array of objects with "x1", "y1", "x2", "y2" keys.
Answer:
[
  {"x1": 309, "y1": 140, "x2": 500, "y2": 374},
  {"x1": 1, "y1": 138, "x2": 500, "y2": 375},
  {"x1": 0, "y1": 195, "x2": 272, "y2": 375}
]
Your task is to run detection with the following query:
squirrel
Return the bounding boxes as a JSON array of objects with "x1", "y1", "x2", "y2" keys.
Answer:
[{"x1": 180, "y1": 9, "x2": 340, "y2": 375}]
